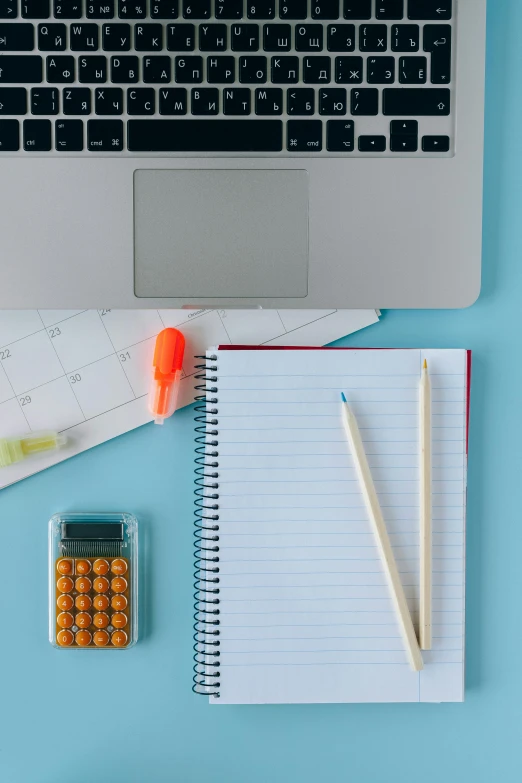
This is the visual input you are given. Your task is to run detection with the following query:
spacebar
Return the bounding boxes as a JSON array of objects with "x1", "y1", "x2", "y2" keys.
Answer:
[{"x1": 128, "y1": 120, "x2": 283, "y2": 152}]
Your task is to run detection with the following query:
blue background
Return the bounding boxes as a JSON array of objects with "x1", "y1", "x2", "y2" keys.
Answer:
[{"x1": 0, "y1": 2, "x2": 518, "y2": 781}]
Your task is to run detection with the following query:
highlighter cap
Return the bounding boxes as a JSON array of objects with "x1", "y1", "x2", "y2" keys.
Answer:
[{"x1": 149, "y1": 328, "x2": 186, "y2": 424}]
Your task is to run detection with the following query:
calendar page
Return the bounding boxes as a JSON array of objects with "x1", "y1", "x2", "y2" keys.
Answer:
[{"x1": 0, "y1": 308, "x2": 379, "y2": 489}]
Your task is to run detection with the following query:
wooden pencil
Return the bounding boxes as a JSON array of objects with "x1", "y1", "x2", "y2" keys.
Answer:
[
  {"x1": 340, "y1": 393, "x2": 423, "y2": 672},
  {"x1": 420, "y1": 359, "x2": 432, "y2": 650}
]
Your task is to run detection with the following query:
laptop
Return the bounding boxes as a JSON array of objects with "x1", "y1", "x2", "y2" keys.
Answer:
[{"x1": 0, "y1": 0, "x2": 486, "y2": 309}]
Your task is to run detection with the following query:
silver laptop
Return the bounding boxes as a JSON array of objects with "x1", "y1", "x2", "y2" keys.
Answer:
[{"x1": 0, "y1": 0, "x2": 486, "y2": 309}]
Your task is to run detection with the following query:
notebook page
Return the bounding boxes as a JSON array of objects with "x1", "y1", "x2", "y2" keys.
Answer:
[{"x1": 203, "y1": 348, "x2": 467, "y2": 704}]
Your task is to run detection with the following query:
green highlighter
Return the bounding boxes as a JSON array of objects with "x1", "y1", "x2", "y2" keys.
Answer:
[{"x1": 0, "y1": 431, "x2": 66, "y2": 468}]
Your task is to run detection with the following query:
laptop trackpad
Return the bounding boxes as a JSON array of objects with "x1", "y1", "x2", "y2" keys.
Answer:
[{"x1": 134, "y1": 169, "x2": 309, "y2": 299}]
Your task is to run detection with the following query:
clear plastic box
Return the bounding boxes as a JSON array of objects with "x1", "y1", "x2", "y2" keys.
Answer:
[{"x1": 49, "y1": 512, "x2": 138, "y2": 649}]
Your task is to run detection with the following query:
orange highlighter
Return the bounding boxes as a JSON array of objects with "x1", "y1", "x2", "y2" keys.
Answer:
[{"x1": 148, "y1": 328, "x2": 186, "y2": 425}]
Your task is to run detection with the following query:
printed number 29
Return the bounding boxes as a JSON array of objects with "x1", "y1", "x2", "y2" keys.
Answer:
[{"x1": 20, "y1": 395, "x2": 31, "y2": 406}]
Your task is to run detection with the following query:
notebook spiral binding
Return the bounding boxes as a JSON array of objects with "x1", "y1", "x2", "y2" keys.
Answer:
[{"x1": 194, "y1": 353, "x2": 221, "y2": 698}]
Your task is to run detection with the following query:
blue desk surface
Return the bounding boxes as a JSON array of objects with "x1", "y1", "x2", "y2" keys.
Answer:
[{"x1": 0, "y1": 4, "x2": 518, "y2": 781}]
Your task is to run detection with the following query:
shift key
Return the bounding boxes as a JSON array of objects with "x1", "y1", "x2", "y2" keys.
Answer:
[
  {"x1": 383, "y1": 87, "x2": 450, "y2": 115},
  {"x1": 0, "y1": 55, "x2": 43, "y2": 82}
]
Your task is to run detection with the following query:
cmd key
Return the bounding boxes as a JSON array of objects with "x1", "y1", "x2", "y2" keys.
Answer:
[
  {"x1": 0, "y1": 22, "x2": 34, "y2": 48},
  {"x1": 0, "y1": 55, "x2": 42, "y2": 81},
  {"x1": 128, "y1": 118, "x2": 282, "y2": 150},
  {"x1": 383, "y1": 87, "x2": 450, "y2": 115}
]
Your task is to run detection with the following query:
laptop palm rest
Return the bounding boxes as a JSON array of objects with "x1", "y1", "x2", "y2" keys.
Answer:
[{"x1": 134, "y1": 169, "x2": 309, "y2": 300}]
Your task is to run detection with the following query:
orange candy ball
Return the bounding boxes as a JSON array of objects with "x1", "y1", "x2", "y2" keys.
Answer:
[
  {"x1": 76, "y1": 612, "x2": 91, "y2": 628},
  {"x1": 75, "y1": 594, "x2": 92, "y2": 611},
  {"x1": 57, "y1": 594, "x2": 74, "y2": 611},
  {"x1": 57, "y1": 559, "x2": 72, "y2": 575},
  {"x1": 93, "y1": 594, "x2": 110, "y2": 611},
  {"x1": 57, "y1": 612, "x2": 74, "y2": 629},
  {"x1": 75, "y1": 630, "x2": 91, "y2": 646},
  {"x1": 93, "y1": 576, "x2": 109, "y2": 593},
  {"x1": 111, "y1": 559, "x2": 127, "y2": 575},
  {"x1": 93, "y1": 559, "x2": 109, "y2": 575},
  {"x1": 93, "y1": 612, "x2": 109, "y2": 629},
  {"x1": 75, "y1": 559, "x2": 91, "y2": 575},
  {"x1": 111, "y1": 577, "x2": 127, "y2": 593},
  {"x1": 57, "y1": 576, "x2": 74, "y2": 593},
  {"x1": 57, "y1": 630, "x2": 74, "y2": 646},
  {"x1": 93, "y1": 630, "x2": 109, "y2": 647},
  {"x1": 75, "y1": 576, "x2": 91, "y2": 593},
  {"x1": 111, "y1": 630, "x2": 127, "y2": 647},
  {"x1": 111, "y1": 612, "x2": 127, "y2": 629},
  {"x1": 111, "y1": 594, "x2": 127, "y2": 611}
]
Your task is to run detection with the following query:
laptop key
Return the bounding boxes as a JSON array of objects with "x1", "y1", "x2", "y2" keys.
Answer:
[
  {"x1": 86, "y1": 0, "x2": 114, "y2": 17},
  {"x1": 246, "y1": 0, "x2": 274, "y2": 19},
  {"x1": 135, "y1": 22, "x2": 163, "y2": 49},
  {"x1": 358, "y1": 134, "x2": 385, "y2": 151},
  {"x1": 207, "y1": 55, "x2": 235, "y2": 83},
  {"x1": 215, "y1": 0, "x2": 242, "y2": 18},
  {"x1": 0, "y1": 55, "x2": 42, "y2": 81},
  {"x1": 360, "y1": 24, "x2": 387, "y2": 52},
  {"x1": 303, "y1": 55, "x2": 330, "y2": 83},
  {"x1": 0, "y1": 0, "x2": 17, "y2": 18},
  {"x1": 47, "y1": 54, "x2": 74, "y2": 81},
  {"x1": 279, "y1": 0, "x2": 306, "y2": 20},
  {"x1": 311, "y1": 0, "x2": 338, "y2": 20},
  {"x1": 127, "y1": 118, "x2": 283, "y2": 151},
  {"x1": 55, "y1": 118, "x2": 83, "y2": 149},
  {"x1": 23, "y1": 118, "x2": 51, "y2": 149},
  {"x1": 63, "y1": 86, "x2": 91, "y2": 112},
  {"x1": 0, "y1": 22, "x2": 34, "y2": 49},
  {"x1": 54, "y1": 0, "x2": 82, "y2": 16},
  {"x1": 343, "y1": 0, "x2": 369, "y2": 19},
  {"x1": 127, "y1": 85, "x2": 154, "y2": 112},
  {"x1": 95, "y1": 85, "x2": 122, "y2": 112},
  {"x1": 398, "y1": 55, "x2": 426, "y2": 83},
  {"x1": 424, "y1": 24, "x2": 451, "y2": 84},
  {"x1": 70, "y1": 22, "x2": 98, "y2": 50},
  {"x1": 182, "y1": 0, "x2": 210, "y2": 18},
  {"x1": 199, "y1": 23, "x2": 227, "y2": 50},
  {"x1": 390, "y1": 133, "x2": 417, "y2": 151},
  {"x1": 422, "y1": 134, "x2": 449, "y2": 152},
  {"x1": 287, "y1": 86, "x2": 313, "y2": 114},
  {"x1": 367, "y1": 56, "x2": 394, "y2": 83},
  {"x1": 150, "y1": 0, "x2": 178, "y2": 17},
  {"x1": 102, "y1": 22, "x2": 131, "y2": 49},
  {"x1": 295, "y1": 24, "x2": 322, "y2": 52},
  {"x1": 263, "y1": 23, "x2": 291, "y2": 51},
  {"x1": 231, "y1": 23, "x2": 259, "y2": 51},
  {"x1": 327, "y1": 24, "x2": 354, "y2": 51},
  {"x1": 326, "y1": 118, "x2": 353, "y2": 150},
  {"x1": 110, "y1": 54, "x2": 139, "y2": 80},
  {"x1": 287, "y1": 118, "x2": 322, "y2": 151},
  {"x1": 21, "y1": 0, "x2": 48, "y2": 17},
  {"x1": 38, "y1": 22, "x2": 66, "y2": 49},
  {"x1": 0, "y1": 87, "x2": 27, "y2": 114},
  {"x1": 158, "y1": 85, "x2": 187, "y2": 113},
  {"x1": 335, "y1": 55, "x2": 362, "y2": 83},
  {"x1": 255, "y1": 86, "x2": 281, "y2": 114},
  {"x1": 271, "y1": 55, "x2": 298, "y2": 83},
  {"x1": 350, "y1": 86, "x2": 378, "y2": 114},
  {"x1": 79, "y1": 54, "x2": 107, "y2": 81},
  {"x1": 383, "y1": 87, "x2": 450, "y2": 115},
  {"x1": 375, "y1": 0, "x2": 402, "y2": 20},
  {"x1": 31, "y1": 86, "x2": 58, "y2": 113},
  {"x1": 222, "y1": 86, "x2": 250, "y2": 114},
  {"x1": 0, "y1": 119, "x2": 19, "y2": 150},
  {"x1": 167, "y1": 23, "x2": 195, "y2": 49},
  {"x1": 87, "y1": 117, "x2": 123, "y2": 149},
  {"x1": 143, "y1": 54, "x2": 171, "y2": 81},
  {"x1": 390, "y1": 119, "x2": 417, "y2": 135},
  {"x1": 391, "y1": 23, "x2": 418, "y2": 51},
  {"x1": 175, "y1": 54, "x2": 203, "y2": 81},
  {"x1": 118, "y1": 0, "x2": 145, "y2": 17},
  {"x1": 239, "y1": 55, "x2": 267, "y2": 83},
  {"x1": 319, "y1": 86, "x2": 346, "y2": 115},
  {"x1": 408, "y1": 0, "x2": 451, "y2": 20},
  {"x1": 191, "y1": 86, "x2": 219, "y2": 114}
]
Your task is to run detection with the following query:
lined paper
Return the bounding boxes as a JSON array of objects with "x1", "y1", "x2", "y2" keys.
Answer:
[{"x1": 202, "y1": 349, "x2": 467, "y2": 704}]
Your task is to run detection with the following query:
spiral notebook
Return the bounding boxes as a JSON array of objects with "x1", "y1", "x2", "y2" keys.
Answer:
[{"x1": 195, "y1": 347, "x2": 470, "y2": 704}]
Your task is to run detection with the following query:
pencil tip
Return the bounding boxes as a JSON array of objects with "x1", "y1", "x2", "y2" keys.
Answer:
[
  {"x1": 341, "y1": 392, "x2": 347, "y2": 403},
  {"x1": 423, "y1": 359, "x2": 428, "y2": 370}
]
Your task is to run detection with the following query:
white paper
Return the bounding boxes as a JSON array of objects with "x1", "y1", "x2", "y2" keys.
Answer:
[
  {"x1": 0, "y1": 308, "x2": 379, "y2": 488},
  {"x1": 202, "y1": 348, "x2": 467, "y2": 704}
]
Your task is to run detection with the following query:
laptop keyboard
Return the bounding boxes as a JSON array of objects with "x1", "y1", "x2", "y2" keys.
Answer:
[{"x1": 0, "y1": 0, "x2": 454, "y2": 154}]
